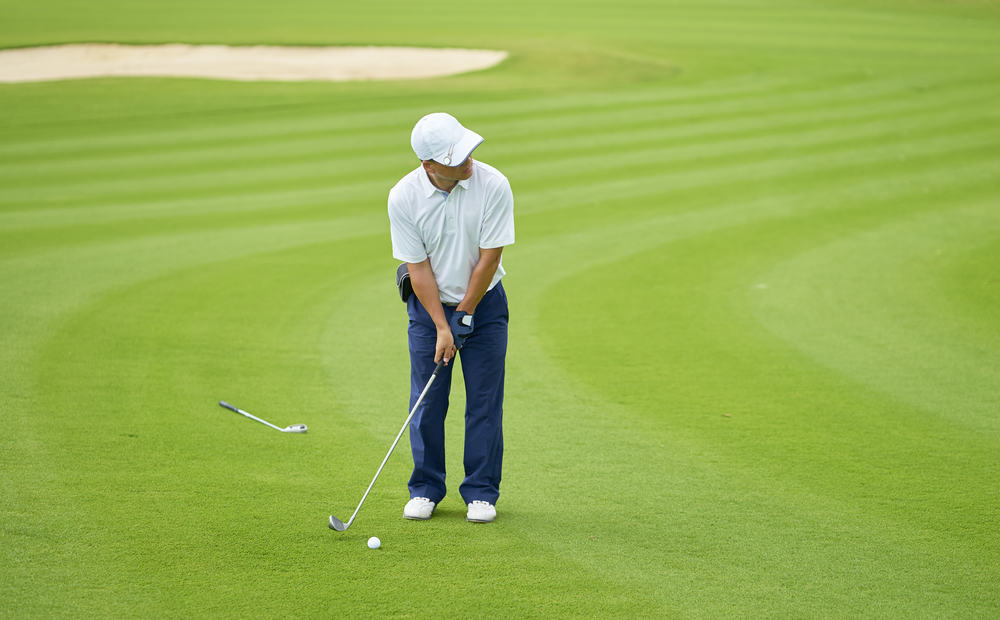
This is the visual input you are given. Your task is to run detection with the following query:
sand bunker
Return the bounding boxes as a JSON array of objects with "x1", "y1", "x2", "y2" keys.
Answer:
[{"x1": 0, "y1": 43, "x2": 508, "y2": 83}]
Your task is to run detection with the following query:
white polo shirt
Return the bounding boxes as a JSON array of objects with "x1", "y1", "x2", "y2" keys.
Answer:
[{"x1": 388, "y1": 160, "x2": 514, "y2": 304}]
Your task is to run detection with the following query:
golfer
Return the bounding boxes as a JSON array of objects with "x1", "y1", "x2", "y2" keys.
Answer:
[{"x1": 388, "y1": 113, "x2": 514, "y2": 523}]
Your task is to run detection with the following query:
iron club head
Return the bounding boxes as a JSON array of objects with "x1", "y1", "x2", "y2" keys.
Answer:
[
  {"x1": 328, "y1": 515, "x2": 348, "y2": 531},
  {"x1": 283, "y1": 424, "x2": 308, "y2": 433}
]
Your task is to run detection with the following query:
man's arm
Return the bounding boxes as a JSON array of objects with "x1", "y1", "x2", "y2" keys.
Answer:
[
  {"x1": 407, "y1": 258, "x2": 456, "y2": 365},
  {"x1": 456, "y1": 247, "x2": 503, "y2": 316}
]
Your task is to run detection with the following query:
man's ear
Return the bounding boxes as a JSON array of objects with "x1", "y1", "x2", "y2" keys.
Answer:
[{"x1": 421, "y1": 160, "x2": 435, "y2": 173}]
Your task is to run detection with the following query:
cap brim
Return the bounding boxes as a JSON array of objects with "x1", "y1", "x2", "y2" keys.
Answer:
[{"x1": 433, "y1": 129, "x2": 483, "y2": 166}]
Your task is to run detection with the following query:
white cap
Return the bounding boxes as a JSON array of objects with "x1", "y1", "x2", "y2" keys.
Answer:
[{"x1": 411, "y1": 113, "x2": 484, "y2": 166}]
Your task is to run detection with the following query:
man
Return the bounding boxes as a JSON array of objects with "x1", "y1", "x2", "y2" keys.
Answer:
[{"x1": 387, "y1": 112, "x2": 514, "y2": 523}]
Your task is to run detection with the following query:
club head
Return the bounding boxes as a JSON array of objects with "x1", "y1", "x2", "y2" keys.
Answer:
[
  {"x1": 283, "y1": 424, "x2": 308, "y2": 433},
  {"x1": 328, "y1": 515, "x2": 348, "y2": 531}
]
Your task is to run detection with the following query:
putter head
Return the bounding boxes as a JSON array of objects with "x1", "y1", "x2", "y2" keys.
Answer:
[
  {"x1": 328, "y1": 515, "x2": 347, "y2": 531},
  {"x1": 284, "y1": 424, "x2": 308, "y2": 433}
]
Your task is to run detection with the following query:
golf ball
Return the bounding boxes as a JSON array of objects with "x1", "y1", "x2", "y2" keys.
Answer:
[{"x1": 367, "y1": 536, "x2": 381, "y2": 550}]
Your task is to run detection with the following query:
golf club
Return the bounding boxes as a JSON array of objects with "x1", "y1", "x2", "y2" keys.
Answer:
[
  {"x1": 329, "y1": 359, "x2": 445, "y2": 532},
  {"x1": 218, "y1": 400, "x2": 307, "y2": 433}
]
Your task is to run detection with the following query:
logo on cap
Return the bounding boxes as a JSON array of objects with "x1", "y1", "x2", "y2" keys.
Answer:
[{"x1": 441, "y1": 142, "x2": 456, "y2": 165}]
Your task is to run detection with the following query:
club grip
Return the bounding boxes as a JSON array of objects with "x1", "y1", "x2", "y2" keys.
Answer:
[{"x1": 219, "y1": 400, "x2": 239, "y2": 412}]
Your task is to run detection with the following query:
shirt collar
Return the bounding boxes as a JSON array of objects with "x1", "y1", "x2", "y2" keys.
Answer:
[{"x1": 419, "y1": 168, "x2": 472, "y2": 198}]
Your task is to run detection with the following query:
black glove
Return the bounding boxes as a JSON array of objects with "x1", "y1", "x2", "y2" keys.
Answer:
[{"x1": 449, "y1": 311, "x2": 474, "y2": 349}]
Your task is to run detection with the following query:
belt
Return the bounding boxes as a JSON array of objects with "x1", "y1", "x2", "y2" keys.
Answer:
[{"x1": 443, "y1": 301, "x2": 459, "y2": 307}]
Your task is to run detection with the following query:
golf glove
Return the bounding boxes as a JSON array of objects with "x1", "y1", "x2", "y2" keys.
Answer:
[{"x1": 449, "y1": 311, "x2": 474, "y2": 349}]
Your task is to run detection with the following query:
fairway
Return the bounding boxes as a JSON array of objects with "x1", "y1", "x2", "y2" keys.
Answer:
[{"x1": 2, "y1": 0, "x2": 999, "y2": 616}]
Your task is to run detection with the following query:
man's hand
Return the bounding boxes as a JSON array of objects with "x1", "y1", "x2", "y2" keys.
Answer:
[
  {"x1": 436, "y1": 326, "x2": 457, "y2": 365},
  {"x1": 449, "y1": 311, "x2": 475, "y2": 349}
]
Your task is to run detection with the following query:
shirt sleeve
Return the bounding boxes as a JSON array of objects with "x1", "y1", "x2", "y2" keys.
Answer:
[
  {"x1": 480, "y1": 176, "x2": 515, "y2": 249},
  {"x1": 388, "y1": 188, "x2": 428, "y2": 263}
]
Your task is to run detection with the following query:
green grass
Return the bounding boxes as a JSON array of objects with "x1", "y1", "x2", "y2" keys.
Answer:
[{"x1": 2, "y1": 0, "x2": 999, "y2": 616}]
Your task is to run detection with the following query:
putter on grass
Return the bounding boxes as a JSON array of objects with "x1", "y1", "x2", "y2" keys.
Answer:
[
  {"x1": 329, "y1": 359, "x2": 445, "y2": 532},
  {"x1": 219, "y1": 400, "x2": 307, "y2": 433}
]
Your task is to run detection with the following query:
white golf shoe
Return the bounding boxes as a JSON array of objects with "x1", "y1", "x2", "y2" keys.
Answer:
[
  {"x1": 466, "y1": 500, "x2": 496, "y2": 523},
  {"x1": 403, "y1": 497, "x2": 436, "y2": 520}
]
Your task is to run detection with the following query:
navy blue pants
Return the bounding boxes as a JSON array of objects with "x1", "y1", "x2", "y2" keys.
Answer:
[{"x1": 406, "y1": 282, "x2": 508, "y2": 505}]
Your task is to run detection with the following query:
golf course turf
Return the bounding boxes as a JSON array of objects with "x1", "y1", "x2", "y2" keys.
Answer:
[{"x1": 1, "y1": 0, "x2": 998, "y2": 616}]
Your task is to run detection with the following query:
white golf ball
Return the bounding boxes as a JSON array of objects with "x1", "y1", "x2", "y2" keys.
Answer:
[{"x1": 367, "y1": 536, "x2": 381, "y2": 550}]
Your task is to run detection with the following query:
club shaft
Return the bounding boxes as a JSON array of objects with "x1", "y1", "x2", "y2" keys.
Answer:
[
  {"x1": 220, "y1": 401, "x2": 286, "y2": 432},
  {"x1": 337, "y1": 360, "x2": 444, "y2": 530}
]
